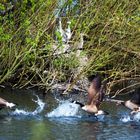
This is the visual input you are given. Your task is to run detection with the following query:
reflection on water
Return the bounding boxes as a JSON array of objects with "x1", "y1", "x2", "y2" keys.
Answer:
[
  {"x1": 0, "y1": 87, "x2": 140, "y2": 140},
  {"x1": 31, "y1": 121, "x2": 50, "y2": 140}
]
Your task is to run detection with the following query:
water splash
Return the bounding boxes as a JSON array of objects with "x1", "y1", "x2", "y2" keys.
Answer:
[
  {"x1": 31, "y1": 95, "x2": 45, "y2": 115},
  {"x1": 133, "y1": 112, "x2": 140, "y2": 122},
  {"x1": 96, "y1": 114, "x2": 105, "y2": 121},
  {"x1": 120, "y1": 112, "x2": 140, "y2": 122},
  {"x1": 46, "y1": 101, "x2": 80, "y2": 117},
  {"x1": 120, "y1": 115, "x2": 131, "y2": 123},
  {"x1": 46, "y1": 100, "x2": 105, "y2": 122},
  {"x1": 10, "y1": 95, "x2": 45, "y2": 116}
]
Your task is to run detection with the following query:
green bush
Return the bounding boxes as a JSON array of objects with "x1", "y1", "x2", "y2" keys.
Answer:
[{"x1": 0, "y1": 0, "x2": 140, "y2": 94}]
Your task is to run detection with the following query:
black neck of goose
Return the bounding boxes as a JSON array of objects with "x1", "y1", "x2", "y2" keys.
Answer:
[{"x1": 72, "y1": 101, "x2": 84, "y2": 107}]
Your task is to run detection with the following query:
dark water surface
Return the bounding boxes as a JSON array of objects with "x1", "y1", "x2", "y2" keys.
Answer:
[{"x1": 0, "y1": 87, "x2": 140, "y2": 140}]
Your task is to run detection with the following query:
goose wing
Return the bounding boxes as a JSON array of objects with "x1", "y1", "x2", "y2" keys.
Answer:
[{"x1": 87, "y1": 75, "x2": 101, "y2": 105}]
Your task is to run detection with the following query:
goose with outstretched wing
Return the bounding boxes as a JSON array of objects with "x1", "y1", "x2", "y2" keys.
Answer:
[{"x1": 73, "y1": 74, "x2": 108, "y2": 116}]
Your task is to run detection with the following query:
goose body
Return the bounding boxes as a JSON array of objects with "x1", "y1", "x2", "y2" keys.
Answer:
[
  {"x1": 129, "y1": 89, "x2": 140, "y2": 114},
  {"x1": 87, "y1": 74, "x2": 103, "y2": 108},
  {"x1": 72, "y1": 74, "x2": 107, "y2": 116},
  {"x1": 72, "y1": 101, "x2": 108, "y2": 115},
  {"x1": 124, "y1": 100, "x2": 140, "y2": 114},
  {"x1": 124, "y1": 100, "x2": 139, "y2": 111},
  {"x1": 83, "y1": 75, "x2": 104, "y2": 114},
  {"x1": 82, "y1": 104, "x2": 98, "y2": 114},
  {"x1": 106, "y1": 88, "x2": 140, "y2": 115},
  {"x1": 0, "y1": 97, "x2": 16, "y2": 109}
]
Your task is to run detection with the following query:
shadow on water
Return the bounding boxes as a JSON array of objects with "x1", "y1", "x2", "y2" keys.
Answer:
[{"x1": 0, "y1": 87, "x2": 140, "y2": 140}]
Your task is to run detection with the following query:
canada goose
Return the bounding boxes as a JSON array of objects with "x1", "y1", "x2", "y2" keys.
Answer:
[
  {"x1": 129, "y1": 89, "x2": 140, "y2": 114},
  {"x1": 72, "y1": 101, "x2": 108, "y2": 116},
  {"x1": 0, "y1": 97, "x2": 16, "y2": 110},
  {"x1": 105, "y1": 89, "x2": 140, "y2": 115},
  {"x1": 72, "y1": 74, "x2": 108, "y2": 116},
  {"x1": 124, "y1": 100, "x2": 140, "y2": 114},
  {"x1": 112, "y1": 99, "x2": 140, "y2": 115}
]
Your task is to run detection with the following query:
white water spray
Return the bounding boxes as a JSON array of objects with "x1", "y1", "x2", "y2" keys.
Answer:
[
  {"x1": 10, "y1": 95, "x2": 45, "y2": 116},
  {"x1": 47, "y1": 101, "x2": 80, "y2": 117},
  {"x1": 120, "y1": 112, "x2": 140, "y2": 122},
  {"x1": 133, "y1": 112, "x2": 140, "y2": 122},
  {"x1": 120, "y1": 115, "x2": 131, "y2": 123},
  {"x1": 31, "y1": 95, "x2": 45, "y2": 115}
]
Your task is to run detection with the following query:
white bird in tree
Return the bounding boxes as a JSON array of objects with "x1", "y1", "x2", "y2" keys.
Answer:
[
  {"x1": 64, "y1": 21, "x2": 72, "y2": 43},
  {"x1": 57, "y1": 18, "x2": 72, "y2": 43},
  {"x1": 58, "y1": 17, "x2": 65, "y2": 42}
]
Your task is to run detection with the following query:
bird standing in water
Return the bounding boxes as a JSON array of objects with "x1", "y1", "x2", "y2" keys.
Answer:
[{"x1": 0, "y1": 97, "x2": 16, "y2": 110}]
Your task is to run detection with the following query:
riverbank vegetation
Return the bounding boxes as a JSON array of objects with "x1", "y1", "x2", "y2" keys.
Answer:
[{"x1": 0, "y1": 0, "x2": 140, "y2": 96}]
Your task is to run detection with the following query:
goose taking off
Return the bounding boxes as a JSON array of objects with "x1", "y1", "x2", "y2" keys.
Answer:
[
  {"x1": 72, "y1": 74, "x2": 108, "y2": 116},
  {"x1": 0, "y1": 97, "x2": 16, "y2": 110},
  {"x1": 82, "y1": 74, "x2": 106, "y2": 115}
]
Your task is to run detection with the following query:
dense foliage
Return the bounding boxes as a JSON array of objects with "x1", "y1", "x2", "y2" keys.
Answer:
[{"x1": 0, "y1": 0, "x2": 140, "y2": 95}]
